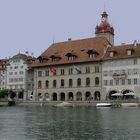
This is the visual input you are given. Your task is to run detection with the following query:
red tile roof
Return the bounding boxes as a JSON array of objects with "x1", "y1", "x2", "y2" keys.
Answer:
[
  {"x1": 32, "y1": 37, "x2": 111, "y2": 67},
  {"x1": 103, "y1": 43, "x2": 140, "y2": 60}
]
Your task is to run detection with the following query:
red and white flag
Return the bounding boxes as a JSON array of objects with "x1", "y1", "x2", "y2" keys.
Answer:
[{"x1": 49, "y1": 67, "x2": 56, "y2": 75}]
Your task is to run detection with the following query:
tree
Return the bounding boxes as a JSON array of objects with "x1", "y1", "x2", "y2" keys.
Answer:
[{"x1": 0, "y1": 89, "x2": 9, "y2": 98}]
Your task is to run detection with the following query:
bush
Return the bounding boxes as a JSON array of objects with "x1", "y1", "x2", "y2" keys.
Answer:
[{"x1": 0, "y1": 89, "x2": 9, "y2": 98}]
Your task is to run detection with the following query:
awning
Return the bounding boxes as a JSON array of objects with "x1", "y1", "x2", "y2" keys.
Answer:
[{"x1": 111, "y1": 93, "x2": 123, "y2": 96}]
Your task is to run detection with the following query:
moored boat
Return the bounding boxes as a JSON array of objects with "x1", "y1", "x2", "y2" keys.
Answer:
[
  {"x1": 121, "y1": 103, "x2": 139, "y2": 107},
  {"x1": 96, "y1": 103, "x2": 112, "y2": 107}
]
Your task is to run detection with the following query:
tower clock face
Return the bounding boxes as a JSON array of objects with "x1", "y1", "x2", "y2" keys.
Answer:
[{"x1": 102, "y1": 17, "x2": 106, "y2": 22}]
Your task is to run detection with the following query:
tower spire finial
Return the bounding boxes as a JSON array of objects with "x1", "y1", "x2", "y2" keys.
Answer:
[{"x1": 104, "y1": 2, "x2": 106, "y2": 11}]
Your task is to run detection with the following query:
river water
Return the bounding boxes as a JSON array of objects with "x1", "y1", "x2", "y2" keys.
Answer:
[{"x1": 0, "y1": 106, "x2": 140, "y2": 140}]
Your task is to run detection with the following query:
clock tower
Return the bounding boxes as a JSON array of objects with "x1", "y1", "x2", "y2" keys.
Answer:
[{"x1": 95, "y1": 11, "x2": 114, "y2": 45}]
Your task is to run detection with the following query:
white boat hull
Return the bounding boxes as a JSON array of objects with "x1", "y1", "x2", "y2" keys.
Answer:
[{"x1": 96, "y1": 103, "x2": 112, "y2": 107}]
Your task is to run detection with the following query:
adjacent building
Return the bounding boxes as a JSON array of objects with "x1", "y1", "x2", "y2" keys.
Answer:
[
  {"x1": 6, "y1": 53, "x2": 35, "y2": 100},
  {"x1": 0, "y1": 59, "x2": 8, "y2": 89},
  {"x1": 102, "y1": 42, "x2": 140, "y2": 99}
]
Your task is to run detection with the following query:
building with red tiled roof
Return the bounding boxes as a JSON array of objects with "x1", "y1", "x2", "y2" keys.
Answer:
[
  {"x1": 32, "y1": 10, "x2": 140, "y2": 102},
  {"x1": 32, "y1": 11, "x2": 114, "y2": 101},
  {"x1": 102, "y1": 41, "x2": 140, "y2": 99}
]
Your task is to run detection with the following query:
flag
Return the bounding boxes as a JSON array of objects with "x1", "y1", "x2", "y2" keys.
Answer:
[
  {"x1": 49, "y1": 67, "x2": 56, "y2": 75},
  {"x1": 74, "y1": 66, "x2": 81, "y2": 74}
]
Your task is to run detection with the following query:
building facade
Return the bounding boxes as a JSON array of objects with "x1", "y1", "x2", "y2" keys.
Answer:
[
  {"x1": 32, "y1": 11, "x2": 114, "y2": 101},
  {"x1": 6, "y1": 53, "x2": 35, "y2": 100},
  {"x1": 102, "y1": 43, "x2": 140, "y2": 99},
  {"x1": 0, "y1": 59, "x2": 8, "y2": 89}
]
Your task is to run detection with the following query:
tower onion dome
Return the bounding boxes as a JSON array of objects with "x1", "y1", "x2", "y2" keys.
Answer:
[{"x1": 95, "y1": 11, "x2": 114, "y2": 35}]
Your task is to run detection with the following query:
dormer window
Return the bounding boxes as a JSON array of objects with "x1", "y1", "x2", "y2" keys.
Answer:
[
  {"x1": 127, "y1": 50, "x2": 132, "y2": 55},
  {"x1": 86, "y1": 50, "x2": 98, "y2": 58},
  {"x1": 110, "y1": 52, "x2": 114, "y2": 57},
  {"x1": 127, "y1": 49, "x2": 134, "y2": 56},
  {"x1": 50, "y1": 55, "x2": 61, "y2": 62},
  {"x1": 66, "y1": 53, "x2": 77, "y2": 61},
  {"x1": 38, "y1": 56, "x2": 48, "y2": 63}
]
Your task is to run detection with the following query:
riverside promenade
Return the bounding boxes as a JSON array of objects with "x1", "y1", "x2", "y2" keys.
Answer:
[
  {"x1": 16, "y1": 99, "x2": 140, "y2": 107},
  {"x1": 0, "y1": 99, "x2": 140, "y2": 107}
]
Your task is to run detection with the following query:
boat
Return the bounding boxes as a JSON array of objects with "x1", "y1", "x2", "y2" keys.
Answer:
[
  {"x1": 96, "y1": 103, "x2": 112, "y2": 107},
  {"x1": 55, "y1": 101, "x2": 72, "y2": 107},
  {"x1": 121, "y1": 103, "x2": 139, "y2": 107}
]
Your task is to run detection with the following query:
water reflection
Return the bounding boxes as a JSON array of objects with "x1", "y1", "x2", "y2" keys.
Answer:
[{"x1": 0, "y1": 106, "x2": 140, "y2": 140}]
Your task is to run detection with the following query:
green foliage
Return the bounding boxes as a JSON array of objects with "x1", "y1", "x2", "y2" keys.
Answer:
[{"x1": 0, "y1": 89, "x2": 9, "y2": 98}]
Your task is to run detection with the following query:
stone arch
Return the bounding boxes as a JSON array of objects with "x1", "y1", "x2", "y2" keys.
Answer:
[
  {"x1": 52, "y1": 92, "x2": 57, "y2": 101},
  {"x1": 76, "y1": 92, "x2": 82, "y2": 101},
  {"x1": 38, "y1": 92, "x2": 42, "y2": 101},
  {"x1": 68, "y1": 92, "x2": 74, "y2": 101},
  {"x1": 44, "y1": 93, "x2": 50, "y2": 101},
  {"x1": 38, "y1": 92, "x2": 42, "y2": 96},
  {"x1": 18, "y1": 91, "x2": 24, "y2": 99},
  {"x1": 85, "y1": 91, "x2": 91, "y2": 101},
  {"x1": 60, "y1": 92, "x2": 65, "y2": 101},
  {"x1": 94, "y1": 91, "x2": 101, "y2": 100},
  {"x1": 108, "y1": 90, "x2": 118, "y2": 100},
  {"x1": 122, "y1": 89, "x2": 133, "y2": 95},
  {"x1": 122, "y1": 89, "x2": 134, "y2": 100}
]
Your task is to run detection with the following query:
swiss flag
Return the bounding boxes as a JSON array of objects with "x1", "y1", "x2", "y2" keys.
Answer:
[{"x1": 49, "y1": 67, "x2": 56, "y2": 75}]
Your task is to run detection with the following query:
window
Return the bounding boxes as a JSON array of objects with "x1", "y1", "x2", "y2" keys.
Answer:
[
  {"x1": 9, "y1": 72, "x2": 13, "y2": 75},
  {"x1": 69, "y1": 68, "x2": 73, "y2": 74},
  {"x1": 134, "y1": 59, "x2": 137, "y2": 65},
  {"x1": 14, "y1": 72, "x2": 17, "y2": 75},
  {"x1": 128, "y1": 79, "x2": 131, "y2": 85},
  {"x1": 104, "y1": 80, "x2": 107, "y2": 86},
  {"x1": 14, "y1": 66, "x2": 18, "y2": 69},
  {"x1": 134, "y1": 79, "x2": 137, "y2": 85},
  {"x1": 45, "y1": 80, "x2": 49, "y2": 88},
  {"x1": 53, "y1": 80, "x2": 57, "y2": 88},
  {"x1": 127, "y1": 50, "x2": 132, "y2": 55},
  {"x1": 9, "y1": 78, "x2": 13, "y2": 83},
  {"x1": 110, "y1": 80, "x2": 113, "y2": 86},
  {"x1": 89, "y1": 53, "x2": 95, "y2": 58},
  {"x1": 69, "y1": 79, "x2": 73, "y2": 87},
  {"x1": 103, "y1": 71, "x2": 108, "y2": 77},
  {"x1": 133, "y1": 69, "x2": 138, "y2": 75},
  {"x1": 86, "y1": 78, "x2": 90, "y2": 87},
  {"x1": 38, "y1": 81, "x2": 42, "y2": 89},
  {"x1": 77, "y1": 78, "x2": 81, "y2": 87},
  {"x1": 87, "y1": 50, "x2": 98, "y2": 58},
  {"x1": 116, "y1": 79, "x2": 119, "y2": 85},
  {"x1": 20, "y1": 65, "x2": 23, "y2": 69},
  {"x1": 20, "y1": 71, "x2": 24, "y2": 75},
  {"x1": 95, "y1": 77, "x2": 99, "y2": 86},
  {"x1": 38, "y1": 71, "x2": 42, "y2": 77},
  {"x1": 19, "y1": 78, "x2": 23, "y2": 82},
  {"x1": 110, "y1": 52, "x2": 114, "y2": 57},
  {"x1": 45, "y1": 70, "x2": 49, "y2": 76},
  {"x1": 61, "y1": 69, "x2": 65, "y2": 75},
  {"x1": 66, "y1": 53, "x2": 77, "y2": 61},
  {"x1": 122, "y1": 79, "x2": 125, "y2": 85},
  {"x1": 95, "y1": 66, "x2": 99, "y2": 73},
  {"x1": 86, "y1": 67, "x2": 90, "y2": 73},
  {"x1": 61, "y1": 79, "x2": 64, "y2": 87}
]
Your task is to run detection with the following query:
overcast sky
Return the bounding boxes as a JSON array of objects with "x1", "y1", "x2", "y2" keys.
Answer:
[{"x1": 0, "y1": 0, "x2": 139, "y2": 58}]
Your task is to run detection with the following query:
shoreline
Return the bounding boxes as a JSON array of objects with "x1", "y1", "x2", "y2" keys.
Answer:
[{"x1": 0, "y1": 100, "x2": 140, "y2": 107}]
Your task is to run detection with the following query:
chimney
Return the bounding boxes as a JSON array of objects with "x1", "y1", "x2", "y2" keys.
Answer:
[
  {"x1": 68, "y1": 38, "x2": 72, "y2": 41},
  {"x1": 133, "y1": 40, "x2": 137, "y2": 46}
]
